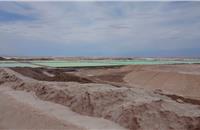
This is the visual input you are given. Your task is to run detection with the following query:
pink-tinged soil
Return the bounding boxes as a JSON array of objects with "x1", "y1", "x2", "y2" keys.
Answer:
[{"x1": 1, "y1": 64, "x2": 200, "y2": 130}]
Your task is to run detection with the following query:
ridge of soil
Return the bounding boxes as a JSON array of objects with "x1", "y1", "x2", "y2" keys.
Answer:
[
  {"x1": 11, "y1": 67, "x2": 93, "y2": 83},
  {"x1": 156, "y1": 92, "x2": 200, "y2": 106},
  {"x1": 2, "y1": 68, "x2": 200, "y2": 130}
]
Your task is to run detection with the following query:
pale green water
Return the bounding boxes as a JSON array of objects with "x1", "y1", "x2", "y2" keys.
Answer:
[
  {"x1": 31, "y1": 59, "x2": 200, "y2": 67},
  {"x1": 0, "y1": 59, "x2": 200, "y2": 68},
  {"x1": 0, "y1": 61, "x2": 39, "y2": 68}
]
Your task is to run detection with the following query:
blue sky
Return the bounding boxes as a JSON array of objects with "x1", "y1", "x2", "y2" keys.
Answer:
[{"x1": 0, "y1": 2, "x2": 200, "y2": 57}]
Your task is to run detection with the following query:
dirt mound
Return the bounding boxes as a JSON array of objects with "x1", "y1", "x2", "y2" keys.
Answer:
[
  {"x1": 11, "y1": 81, "x2": 200, "y2": 130},
  {"x1": 0, "y1": 69, "x2": 20, "y2": 84},
  {"x1": 12, "y1": 68, "x2": 93, "y2": 83},
  {"x1": 2, "y1": 68, "x2": 200, "y2": 130}
]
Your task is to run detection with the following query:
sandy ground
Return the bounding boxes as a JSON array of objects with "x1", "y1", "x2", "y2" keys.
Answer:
[
  {"x1": 123, "y1": 64, "x2": 200, "y2": 99},
  {"x1": 0, "y1": 87, "x2": 126, "y2": 130},
  {"x1": 1, "y1": 65, "x2": 200, "y2": 130},
  {"x1": 66, "y1": 64, "x2": 200, "y2": 100},
  {"x1": 0, "y1": 88, "x2": 82, "y2": 130}
]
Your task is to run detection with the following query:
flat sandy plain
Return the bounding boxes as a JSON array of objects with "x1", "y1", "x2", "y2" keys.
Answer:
[{"x1": 0, "y1": 61, "x2": 200, "y2": 130}]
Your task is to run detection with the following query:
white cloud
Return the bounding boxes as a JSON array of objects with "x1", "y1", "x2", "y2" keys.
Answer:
[{"x1": 0, "y1": 2, "x2": 200, "y2": 56}]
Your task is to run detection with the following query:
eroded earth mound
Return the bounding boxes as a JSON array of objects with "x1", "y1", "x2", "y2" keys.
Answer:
[{"x1": 1, "y1": 67, "x2": 200, "y2": 130}]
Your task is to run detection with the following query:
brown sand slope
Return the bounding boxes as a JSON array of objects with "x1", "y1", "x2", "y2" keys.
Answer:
[
  {"x1": 1, "y1": 68, "x2": 200, "y2": 130},
  {"x1": 0, "y1": 88, "x2": 83, "y2": 130},
  {"x1": 0, "y1": 69, "x2": 128, "y2": 130},
  {"x1": 0, "y1": 87, "x2": 126, "y2": 130},
  {"x1": 62, "y1": 64, "x2": 200, "y2": 100},
  {"x1": 124, "y1": 64, "x2": 200, "y2": 99}
]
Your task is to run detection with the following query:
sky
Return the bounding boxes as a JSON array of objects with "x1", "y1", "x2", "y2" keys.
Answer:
[{"x1": 0, "y1": 2, "x2": 200, "y2": 57}]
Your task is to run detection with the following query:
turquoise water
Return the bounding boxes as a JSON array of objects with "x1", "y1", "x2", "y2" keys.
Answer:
[
  {"x1": 0, "y1": 61, "x2": 39, "y2": 68},
  {"x1": 0, "y1": 59, "x2": 200, "y2": 68}
]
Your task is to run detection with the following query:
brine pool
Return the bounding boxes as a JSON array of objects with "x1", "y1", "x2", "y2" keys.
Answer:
[{"x1": 0, "y1": 60, "x2": 200, "y2": 68}]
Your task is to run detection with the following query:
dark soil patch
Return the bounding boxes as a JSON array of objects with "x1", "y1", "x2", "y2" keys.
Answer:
[
  {"x1": 58, "y1": 65, "x2": 124, "y2": 69},
  {"x1": 92, "y1": 72, "x2": 128, "y2": 83},
  {"x1": 156, "y1": 92, "x2": 200, "y2": 106},
  {"x1": 0, "y1": 57, "x2": 5, "y2": 60},
  {"x1": 11, "y1": 67, "x2": 94, "y2": 83},
  {"x1": 165, "y1": 94, "x2": 200, "y2": 106}
]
